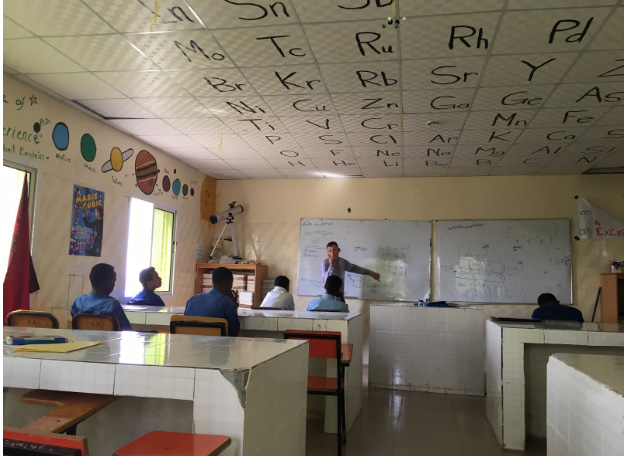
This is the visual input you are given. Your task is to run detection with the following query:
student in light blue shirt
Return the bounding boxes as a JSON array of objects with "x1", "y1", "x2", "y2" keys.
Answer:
[
  {"x1": 306, "y1": 275, "x2": 349, "y2": 312},
  {"x1": 71, "y1": 263, "x2": 133, "y2": 331},
  {"x1": 130, "y1": 267, "x2": 166, "y2": 307}
]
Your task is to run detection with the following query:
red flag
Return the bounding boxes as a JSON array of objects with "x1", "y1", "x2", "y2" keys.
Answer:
[{"x1": 3, "y1": 175, "x2": 40, "y2": 322}]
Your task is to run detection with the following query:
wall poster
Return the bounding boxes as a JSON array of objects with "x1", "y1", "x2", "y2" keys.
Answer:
[{"x1": 69, "y1": 184, "x2": 105, "y2": 257}]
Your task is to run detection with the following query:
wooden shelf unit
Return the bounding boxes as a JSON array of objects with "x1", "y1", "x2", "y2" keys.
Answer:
[
  {"x1": 600, "y1": 273, "x2": 624, "y2": 324},
  {"x1": 196, "y1": 263, "x2": 268, "y2": 308}
]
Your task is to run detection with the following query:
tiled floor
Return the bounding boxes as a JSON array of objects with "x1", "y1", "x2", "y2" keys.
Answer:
[{"x1": 306, "y1": 388, "x2": 547, "y2": 456}]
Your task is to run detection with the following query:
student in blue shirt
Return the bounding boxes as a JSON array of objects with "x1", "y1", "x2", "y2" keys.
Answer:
[
  {"x1": 130, "y1": 267, "x2": 166, "y2": 306},
  {"x1": 531, "y1": 293, "x2": 584, "y2": 322},
  {"x1": 184, "y1": 267, "x2": 240, "y2": 336},
  {"x1": 71, "y1": 263, "x2": 134, "y2": 331},
  {"x1": 306, "y1": 275, "x2": 349, "y2": 312}
]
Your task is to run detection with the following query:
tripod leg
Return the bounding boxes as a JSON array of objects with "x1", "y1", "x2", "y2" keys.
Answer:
[
  {"x1": 209, "y1": 223, "x2": 229, "y2": 259},
  {"x1": 230, "y1": 222, "x2": 241, "y2": 260}
]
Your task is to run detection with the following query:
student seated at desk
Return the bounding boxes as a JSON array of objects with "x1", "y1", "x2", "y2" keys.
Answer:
[
  {"x1": 184, "y1": 267, "x2": 240, "y2": 336},
  {"x1": 306, "y1": 275, "x2": 349, "y2": 312},
  {"x1": 71, "y1": 263, "x2": 134, "y2": 331},
  {"x1": 531, "y1": 293, "x2": 584, "y2": 322},
  {"x1": 260, "y1": 276, "x2": 294, "y2": 310},
  {"x1": 129, "y1": 267, "x2": 165, "y2": 307}
]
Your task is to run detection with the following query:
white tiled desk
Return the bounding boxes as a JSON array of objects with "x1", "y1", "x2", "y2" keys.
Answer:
[
  {"x1": 123, "y1": 305, "x2": 364, "y2": 434},
  {"x1": 486, "y1": 319, "x2": 624, "y2": 451},
  {"x1": 3, "y1": 326, "x2": 308, "y2": 456},
  {"x1": 369, "y1": 303, "x2": 485, "y2": 395},
  {"x1": 547, "y1": 353, "x2": 624, "y2": 456}
]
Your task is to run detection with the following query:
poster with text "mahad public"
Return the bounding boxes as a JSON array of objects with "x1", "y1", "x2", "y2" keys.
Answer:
[{"x1": 70, "y1": 185, "x2": 104, "y2": 257}]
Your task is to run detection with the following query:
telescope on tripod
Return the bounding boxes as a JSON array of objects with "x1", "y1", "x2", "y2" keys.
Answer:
[{"x1": 208, "y1": 202, "x2": 244, "y2": 261}]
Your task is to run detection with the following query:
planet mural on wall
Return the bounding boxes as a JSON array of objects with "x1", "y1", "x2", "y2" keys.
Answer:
[
  {"x1": 80, "y1": 134, "x2": 97, "y2": 162},
  {"x1": 102, "y1": 147, "x2": 134, "y2": 172},
  {"x1": 172, "y1": 179, "x2": 181, "y2": 195},
  {"x1": 135, "y1": 150, "x2": 159, "y2": 195},
  {"x1": 52, "y1": 122, "x2": 69, "y2": 151},
  {"x1": 182, "y1": 184, "x2": 188, "y2": 196},
  {"x1": 162, "y1": 175, "x2": 171, "y2": 192}
]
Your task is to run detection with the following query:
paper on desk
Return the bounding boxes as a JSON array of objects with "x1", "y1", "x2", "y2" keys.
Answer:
[{"x1": 15, "y1": 341, "x2": 100, "y2": 353}]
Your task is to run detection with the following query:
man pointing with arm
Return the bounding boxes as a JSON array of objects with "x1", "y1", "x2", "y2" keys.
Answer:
[{"x1": 321, "y1": 241, "x2": 380, "y2": 299}]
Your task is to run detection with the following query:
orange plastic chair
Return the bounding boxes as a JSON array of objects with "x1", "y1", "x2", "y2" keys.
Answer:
[
  {"x1": 113, "y1": 431, "x2": 231, "y2": 456},
  {"x1": 72, "y1": 313, "x2": 120, "y2": 331},
  {"x1": 284, "y1": 330, "x2": 346, "y2": 456},
  {"x1": 7, "y1": 310, "x2": 59, "y2": 329}
]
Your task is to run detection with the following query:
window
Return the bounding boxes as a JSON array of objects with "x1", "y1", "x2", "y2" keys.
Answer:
[
  {"x1": 124, "y1": 197, "x2": 175, "y2": 299},
  {"x1": 1, "y1": 163, "x2": 36, "y2": 279}
]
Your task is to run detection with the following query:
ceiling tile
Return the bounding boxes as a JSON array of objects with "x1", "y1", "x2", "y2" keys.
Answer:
[
  {"x1": 4, "y1": 0, "x2": 115, "y2": 36},
  {"x1": 493, "y1": 8, "x2": 611, "y2": 54},
  {"x1": 471, "y1": 85, "x2": 555, "y2": 111},
  {"x1": 108, "y1": 119, "x2": 181, "y2": 136},
  {"x1": 74, "y1": 98, "x2": 157, "y2": 119},
  {"x1": 320, "y1": 62, "x2": 399, "y2": 93},
  {"x1": 563, "y1": 50, "x2": 624, "y2": 83},
  {"x1": 279, "y1": 115, "x2": 345, "y2": 135},
  {"x1": 134, "y1": 97, "x2": 212, "y2": 118},
  {"x1": 162, "y1": 147, "x2": 220, "y2": 160},
  {"x1": 96, "y1": 71, "x2": 189, "y2": 98},
  {"x1": 262, "y1": 94, "x2": 336, "y2": 117},
  {"x1": 402, "y1": 57, "x2": 485, "y2": 91},
  {"x1": 239, "y1": 169, "x2": 286, "y2": 179},
  {"x1": 225, "y1": 159, "x2": 274, "y2": 169},
  {"x1": 292, "y1": 0, "x2": 392, "y2": 23},
  {"x1": 403, "y1": 112, "x2": 468, "y2": 132},
  {"x1": 188, "y1": 0, "x2": 299, "y2": 28},
  {"x1": 164, "y1": 118, "x2": 231, "y2": 135},
  {"x1": 515, "y1": 126, "x2": 589, "y2": 143},
  {"x1": 44, "y1": 35, "x2": 156, "y2": 72},
  {"x1": 196, "y1": 96, "x2": 275, "y2": 117},
  {"x1": 400, "y1": 13, "x2": 500, "y2": 59},
  {"x1": 464, "y1": 109, "x2": 537, "y2": 130},
  {"x1": 589, "y1": 7, "x2": 624, "y2": 50},
  {"x1": 83, "y1": 0, "x2": 205, "y2": 33},
  {"x1": 528, "y1": 106, "x2": 611, "y2": 127},
  {"x1": 136, "y1": 135, "x2": 202, "y2": 150},
  {"x1": 305, "y1": 21, "x2": 398, "y2": 64},
  {"x1": 481, "y1": 53, "x2": 578, "y2": 86},
  {"x1": 4, "y1": 38, "x2": 85, "y2": 73},
  {"x1": 26, "y1": 72, "x2": 124, "y2": 99},
  {"x1": 3, "y1": 18, "x2": 34, "y2": 39},
  {"x1": 241, "y1": 64, "x2": 324, "y2": 96},
  {"x1": 544, "y1": 82, "x2": 624, "y2": 108},
  {"x1": 403, "y1": 88, "x2": 475, "y2": 113},
  {"x1": 126, "y1": 31, "x2": 235, "y2": 70},
  {"x1": 3, "y1": 65, "x2": 19, "y2": 74},
  {"x1": 166, "y1": 68, "x2": 255, "y2": 97},
  {"x1": 331, "y1": 91, "x2": 401, "y2": 115},
  {"x1": 212, "y1": 25, "x2": 315, "y2": 66}
]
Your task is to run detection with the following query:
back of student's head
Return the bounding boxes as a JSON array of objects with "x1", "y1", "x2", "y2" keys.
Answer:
[
  {"x1": 274, "y1": 275, "x2": 289, "y2": 289},
  {"x1": 139, "y1": 267, "x2": 156, "y2": 287},
  {"x1": 537, "y1": 293, "x2": 558, "y2": 306},
  {"x1": 327, "y1": 241, "x2": 338, "y2": 248},
  {"x1": 90, "y1": 263, "x2": 116, "y2": 289},
  {"x1": 324, "y1": 275, "x2": 342, "y2": 294},
  {"x1": 212, "y1": 267, "x2": 233, "y2": 287}
]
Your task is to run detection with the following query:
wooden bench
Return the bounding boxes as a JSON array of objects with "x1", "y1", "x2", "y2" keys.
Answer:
[
  {"x1": 3, "y1": 426, "x2": 89, "y2": 456},
  {"x1": 20, "y1": 390, "x2": 116, "y2": 435}
]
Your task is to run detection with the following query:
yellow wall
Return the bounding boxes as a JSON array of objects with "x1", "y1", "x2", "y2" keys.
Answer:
[
  {"x1": 3, "y1": 75, "x2": 215, "y2": 315},
  {"x1": 216, "y1": 175, "x2": 623, "y2": 320}
]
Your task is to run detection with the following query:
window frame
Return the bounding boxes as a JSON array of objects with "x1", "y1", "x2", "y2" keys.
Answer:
[{"x1": 124, "y1": 197, "x2": 177, "y2": 299}]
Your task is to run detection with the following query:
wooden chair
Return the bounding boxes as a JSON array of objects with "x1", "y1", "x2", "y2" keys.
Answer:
[
  {"x1": 113, "y1": 431, "x2": 231, "y2": 456},
  {"x1": 19, "y1": 389, "x2": 116, "y2": 435},
  {"x1": 7, "y1": 310, "x2": 59, "y2": 328},
  {"x1": 284, "y1": 330, "x2": 347, "y2": 456},
  {"x1": 170, "y1": 315, "x2": 228, "y2": 336},
  {"x1": 72, "y1": 313, "x2": 120, "y2": 331},
  {"x1": 4, "y1": 426, "x2": 89, "y2": 456}
]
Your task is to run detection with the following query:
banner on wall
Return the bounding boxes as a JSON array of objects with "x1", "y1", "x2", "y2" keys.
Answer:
[
  {"x1": 70, "y1": 185, "x2": 105, "y2": 256},
  {"x1": 575, "y1": 196, "x2": 624, "y2": 240}
]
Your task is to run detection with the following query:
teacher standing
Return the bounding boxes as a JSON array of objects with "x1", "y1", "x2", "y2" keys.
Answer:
[{"x1": 321, "y1": 241, "x2": 380, "y2": 298}]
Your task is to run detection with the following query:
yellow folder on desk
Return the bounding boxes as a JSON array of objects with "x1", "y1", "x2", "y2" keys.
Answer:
[{"x1": 15, "y1": 341, "x2": 100, "y2": 353}]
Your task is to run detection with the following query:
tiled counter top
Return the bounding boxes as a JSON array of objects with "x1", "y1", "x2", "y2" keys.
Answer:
[
  {"x1": 123, "y1": 305, "x2": 364, "y2": 434},
  {"x1": 486, "y1": 319, "x2": 623, "y2": 451},
  {"x1": 3, "y1": 326, "x2": 308, "y2": 456},
  {"x1": 547, "y1": 353, "x2": 623, "y2": 456}
]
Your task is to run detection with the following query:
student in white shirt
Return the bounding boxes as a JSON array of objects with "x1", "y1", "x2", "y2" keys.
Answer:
[{"x1": 260, "y1": 276, "x2": 295, "y2": 310}]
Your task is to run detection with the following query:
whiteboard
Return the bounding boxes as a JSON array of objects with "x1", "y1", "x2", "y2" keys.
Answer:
[
  {"x1": 297, "y1": 219, "x2": 431, "y2": 300},
  {"x1": 435, "y1": 219, "x2": 572, "y2": 304}
]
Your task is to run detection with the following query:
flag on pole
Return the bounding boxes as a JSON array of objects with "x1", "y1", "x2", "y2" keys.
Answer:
[
  {"x1": 575, "y1": 196, "x2": 624, "y2": 240},
  {"x1": 3, "y1": 175, "x2": 40, "y2": 322}
]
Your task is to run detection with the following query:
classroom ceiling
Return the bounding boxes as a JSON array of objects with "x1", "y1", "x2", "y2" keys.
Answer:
[{"x1": 3, "y1": 0, "x2": 624, "y2": 179}]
